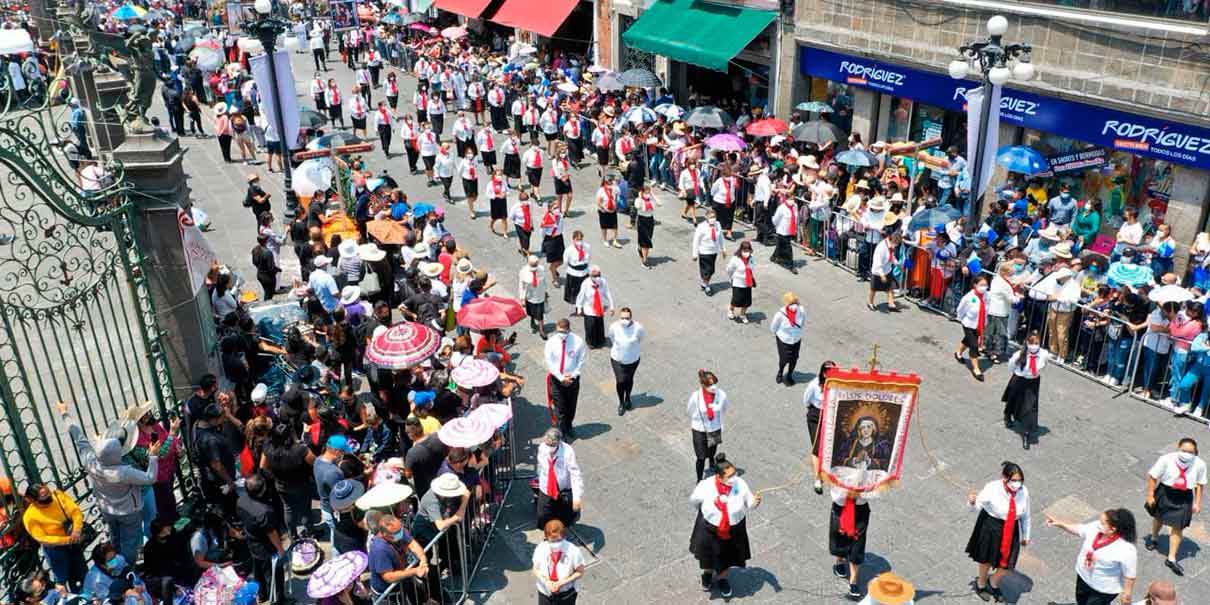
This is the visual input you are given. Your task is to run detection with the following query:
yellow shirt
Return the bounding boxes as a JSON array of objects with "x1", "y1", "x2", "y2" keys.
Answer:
[
  {"x1": 22, "y1": 490, "x2": 82, "y2": 545},
  {"x1": 419, "y1": 415, "x2": 442, "y2": 436}
]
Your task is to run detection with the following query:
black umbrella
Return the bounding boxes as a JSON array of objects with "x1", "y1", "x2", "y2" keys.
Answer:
[
  {"x1": 299, "y1": 108, "x2": 329, "y2": 129},
  {"x1": 594, "y1": 71, "x2": 624, "y2": 92},
  {"x1": 173, "y1": 35, "x2": 195, "y2": 53},
  {"x1": 791, "y1": 120, "x2": 846, "y2": 145},
  {"x1": 618, "y1": 68, "x2": 661, "y2": 88},
  {"x1": 684, "y1": 105, "x2": 734, "y2": 129}
]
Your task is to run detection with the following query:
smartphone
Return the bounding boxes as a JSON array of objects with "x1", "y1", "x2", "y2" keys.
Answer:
[{"x1": 150, "y1": 432, "x2": 159, "y2": 442}]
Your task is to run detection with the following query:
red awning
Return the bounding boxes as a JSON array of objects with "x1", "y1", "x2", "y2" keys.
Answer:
[
  {"x1": 432, "y1": 0, "x2": 494, "y2": 18},
  {"x1": 490, "y1": 0, "x2": 579, "y2": 37}
]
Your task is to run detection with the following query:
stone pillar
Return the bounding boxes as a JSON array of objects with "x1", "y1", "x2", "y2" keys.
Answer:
[
  {"x1": 86, "y1": 69, "x2": 128, "y2": 154},
  {"x1": 773, "y1": 26, "x2": 797, "y2": 119},
  {"x1": 29, "y1": 0, "x2": 56, "y2": 47},
  {"x1": 594, "y1": 0, "x2": 612, "y2": 68},
  {"x1": 850, "y1": 87, "x2": 878, "y2": 146},
  {"x1": 112, "y1": 133, "x2": 216, "y2": 397},
  {"x1": 1166, "y1": 165, "x2": 1210, "y2": 276}
]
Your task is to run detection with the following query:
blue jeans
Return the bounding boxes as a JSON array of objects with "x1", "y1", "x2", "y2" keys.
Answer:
[
  {"x1": 1107, "y1": 333, "x2": 1137, "y2": 382},
  {"x1": 1139, "y1": 347, "x2": 1170, "y2": 395},
  {"x1": 938, "y1": 186, "x2": 954, "y2": 208},
  {"x1": 104, "y1": 511, "x2": 145, "y2": 563},
  {"x1": 43, "y1": 543, "x2": 86, "y2": 588},
  {"x1": 141, "y1": 484, "x2": 156, "y2": 537},
  {"x1": 1178, "y1": 362, "x2": 1210, "y2": 411},
  {"x1": 648, "y1": 149, "x2": 663, "y2": 180},
  {"x1": 1168, "y1": 349, "x2": 1190, "y2": 400}
]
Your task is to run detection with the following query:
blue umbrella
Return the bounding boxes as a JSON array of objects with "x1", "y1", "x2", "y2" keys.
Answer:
[
  {"x1": 111, "y1": 3, "x2": 147, "y2": 20},
  {"x1": 411, "y1": 202, "x2": 436, "y2": 217},
  {"x1": 996, "y1": 145, "x2": 1048, "y2": 175},
  {"x1": 834, "y1": 149, "x2": 878, "y2": 167},
  {"x1": 621, "y1": 106, "x2": 657, "y2": 125},
  {"x1": 380, "y1": 12, "x2": 403, "y2": 24},
  {"x1": 795, "y1": 101, "x2": 833, "y2": 114},
  {"x1": 1107, "y1": 261, "x2": 1154, "y2": 288},
  {"x1": 906, "y1": 204, "x2": 962, "y2": 232}
]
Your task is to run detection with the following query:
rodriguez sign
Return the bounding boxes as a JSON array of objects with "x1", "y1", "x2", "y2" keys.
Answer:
[{"x1": 800, "y1": 46, "x2": 1210, "y2": 170}]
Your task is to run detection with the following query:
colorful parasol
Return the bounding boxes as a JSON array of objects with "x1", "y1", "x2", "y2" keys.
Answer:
[
  {"x1": 744, "y1": 117, "x2": 789, "y2": 137},
  {"x1": 468, "y1": 402, "x2": 512, "y2": 429},
  {"x1": 456, "y1": 296, "x2": 525, "y2": 330},
  {"x1": 437, "y1": 416, "x2": 495, "y2": 448},
  {"x1": 366, "y1": 322, "x2": 441, "y2": 369},
  {"x1": 408, "y1": 23, "x2": 435, "y2": 33},
  {"x1": 307, "y1": 552, "x2": 368, "y2": 599},
  {"x1": 451, "y1": 359, "x2": 500, "y2": 389},
  {"x1": 1149, "y1": 284, "x2": 1193, "y2": 304},
  {"x1": 189, "y1": 46, "x2": 223, "y2": 71},
  {"x1": 441, "y1": 26, "x2": 467, "y2": 40},
  {"x1": 705, "y1": 133, "x2": 746, "y2": 151},
  {"x1": 355, "y1": 481, "x2": 414, "y2": 510},
  {"x1": 110, "y1": 3, "x2": 147, "y2": 20}
]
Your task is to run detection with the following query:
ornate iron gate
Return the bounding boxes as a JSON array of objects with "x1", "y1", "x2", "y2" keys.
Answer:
[
  {"x1": 0, "y1": 87, "x2": 178, "y2": 592},
  {"x1": 618, "y1": 15, "x2": 654, "y2": 73}
]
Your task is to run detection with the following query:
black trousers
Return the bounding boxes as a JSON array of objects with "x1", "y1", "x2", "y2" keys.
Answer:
[
  {"x1": 169, "y1": 106, "x2": 185, "y2": 135},
  {"x1": 698, "y1": 253, "x2": 717, "y2": 284},
  {"x1": 776, "y1": 337, "x2": 801, "y2": 377},
  {"x1": 218, "y1": 134, "x2": 233, "y2": 162},
  {"x1": 251, "y1": 554, "x2": 285, "y2": 603},
  {"x1": 772, "y1": 234, "x2": 794, "y2": 265},
  {"x1": 549, "y1": 375, "x2": 580, "y2": 432},
  {"x1": 378, "y1": 125, "x2": 392, "y2": 155},
  {"x1": 527, "y1": 167, "x2": 542, "y2": 188},
  {"x1": 312, "y1": 48, "x2": 325, "y2": 71},
  {"x1": 187, "y1": 111, "x2": 204, "y2": 134},
  {"x1": 610, "y1": 358, "x2": 640, "y2": 405},
  {"x1": 539, "y1": 589, "x2": 578, "y2": 604},
  {"x1": 440, "y1": 176, "x2": 453, "y2": 199},
  {"x1": 405, "y1": 146, "x2": 419, "y2": 172},
  {"x1": 515, "y1": 227, "x2": 532, "y2": 251},
  {"x1": 257, "y1": 275, "x2": 276, "y2": 301},
  {"x1": 1075, "y1": 576, "x2": 1117, "y2": 605}
]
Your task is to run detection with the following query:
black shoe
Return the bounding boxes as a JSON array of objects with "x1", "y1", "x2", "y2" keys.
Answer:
[
  {"x1": 847, "y1": 583, "x2": 861, "y2": 600},
  {"x1": 1145, "y1": 535, "x2": 1157, "y2": 551},
  {"x1": 990, "y1": 586, "x2": 1004, "y2": 602},
  {"x1": 1022, "y1": 434, "x2": 1030, "y2": 450},
  {"x1": 1166, "y1": 559, "x2": 1184, "y2": 576},
  {"x1": 775, "y1": 373, "x2": 783, "y2": 384},
  {"x1": 833, "y1": 563, "x2": 847, "y2": 578},
  {"x1": 617, "y1": 404, "x2": 625, "y2": 416},
  {"x1": 784, "y1": 375, "x2": 795, "y2": 386},
  {"x1": 566, "y1": 427, "x2": 577, "y2": 439},
  {"x1": 718, "y1": 578, "x2": 732, "y2": 598},
  {"x1": 625, "y1": 397, "x2": 634, "y2": 411},
  {"x1": 975, "y1": 584, "x2": 993, "y2": 602},
  {"x1": 701, "y1": 572, "x2": 712, "y2": 591},
  {"x1": 1004, "y1": 415, "x2": 1014, "y2": 428}
]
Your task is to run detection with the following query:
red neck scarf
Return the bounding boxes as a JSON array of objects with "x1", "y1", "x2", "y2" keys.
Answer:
[
  {"x1": 330, "y1": 87, "x2": 340, "y2": 104},
  {"x1": 548, "y1": 548, "x2": 562, "y2": 581},
  {"x1": 1028, "y1": 352, "x2": 1038, "y2": 375},
  {"x1": 603, "y1": 187, "x2": 615, "y2": 211},
  {"x1": 1085, "y1": 532, "x2": 1119, "y2": 568},
  {"x1": 785, "y1": 201, "x2": 797, "y2": 235},
  {"x1": 1175, "y1": 459, "x2": 1190, "y2": 490},
  {"x1": 530, "y1": 149, "x2": 542, "y2": 167},
  {"x1": 389, "y1": 80, "x2": 398, "y2": 95},
  {"x1": 560, "y1": 158, "x2": 569, "y2": 174},
  {"x1": 741, "y1": 255, "x2": 754, "y2": 287},
  {"x1": 416, "y1": 93, "x2": 425, "y2": 109},
  {"x1": 976, "y1": 292, "x2": 987, "y2": 336},
  {"x1": 598, "y1": 127, "x2": 609, "y2": 147},
  {"x1": 379, "y1": 108, "x2": 390, "y2": 124},
  {"x1": 468, "y1": 162, "x2": 476, "y2": 179},
  {"x1": 1000, "y1": 481, "x2": 1018, "y2": 567},
  {"x1": 492, "y1": 178, "x2": 504, "y2": 198},
  {"x1": 574, "y1": 242, "x2": 585, "y2": 261},
  {"x1": 690, "y1": 168, "x2": 700, "y2": 195},
  {"x1": 621, "y1": 138, "x2": 633, "y2": 155},
  {"x1": 785, "y1": 305, "x2": 798, "y2": 327},
  {"x1": 723, "y1": 178, "x2": 732, "y2": 207},
  {"x1": 643, "y1": 193, "x2": 653, "y2": 212},
  {"x1": 702, "y1": 387, "x2": 716, "y2": 420},
  {"x1": 542, "y1": 209, "x2": 559, "y2": 234},
  {"x1": 710, "y1": 222, "x2": 717, "y2": 242},
  {"x1": 592, "y1": 282, "x2": 604, "y2": 315},
  {"x1": 839, "y1": 495, "x2": 859, "y2": 537},
  {"x1": 530, "y1": 267, "x2": 539, "y2": 286},
  {"x1": 545, "y1": 448, "x2": 559, "y2": 498},
  {"x1": 520, "y1": 203, "x2": 532, "y2": 230},
  {"x1": 713, "y1": 475, "x2": 732, "y2": 539}
]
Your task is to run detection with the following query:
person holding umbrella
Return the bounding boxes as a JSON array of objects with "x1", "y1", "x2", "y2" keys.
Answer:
[
  {"x1": 545, "y1": 319, "x2": 586, "y2": 438},
  {"x1": 535, "y1": 427, "x2": 584, "y2": 528},
  {"x1": 575, "y1": 266, "x2": 614, "y2": 348}
]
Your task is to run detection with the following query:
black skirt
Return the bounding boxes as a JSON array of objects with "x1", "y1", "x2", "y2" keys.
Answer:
[
  {"x1": 597, "y1": 210, "x2": 617, "y2": 230},
  {"x1": 829, "y1": 501, "x2": 870, "y2": 563},
  {"x1": 314, "y1": 94, "x2": 327, "y2": 110},
  {"x1": 714, "y1": 203, "x2": 734, "y2": 230},
  {"x1": 481, "y1": 150, "x2": 497, "y2": 167},
  {"x1": 536, "y1": 490, "x2": 575, "y2": 529},
  {"x1": 462, "y1": 178, "x2": 478, "y2": 197},
  {"x1": 554, "y1": 178, "x2": 572, "y2": 195},
  {"x1": 489, "y1": 197, "x2": 507, "y2": 220},
  {"x1": 564, "y1": 273, "x2": 586, "y2": 304},
  {"x1": 503, "y1": 153, "x2": 521, "y2": 178},
  {"x1": 596, "y1": 145, "x2": 610, "y2": 166},
  {"x1": 525, "y1": 301, "x2": 545, "y2": 320},
  {"x1": 352, "y1": 115, "x2": 366, "y2": 129},
  {"x1": 1001, "y1": 375, "x2": 1040, "y2": 433},
  {"x1": 583, "y1": 314, "x2": 606, "y2": 348},
  {"x1": 962, "y1": 326, "x2": 981, "y2": 351},
  {"x1": 542, "y1": 234, "x2": 565, "y2": 263},
  {"x1": 1148, "y1": 483, "x2": 1195, "y2": 529},
  {"x1": 689, "y1": 512, "x2": 751, "y2": 572},
  {"x1": 731, "y1": 286, "x2": 752, "y2": 308},
  {"x1": 637, "y1": 215, "x2": 655, "y2": 248},
  {"x1": 965, "y1": 509, "x2": 1021, "y2": 568},
  {"x1": 328, "y1": 103, "x2": 342, "y2": 120}
]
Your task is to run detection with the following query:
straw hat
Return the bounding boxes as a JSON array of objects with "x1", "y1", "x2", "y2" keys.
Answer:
[
  {"x1": 411, "y1": 242, "x2": 430, "y2": 259},
  {"x1": 854, "y1": 179, "x2": 871, "y2": 191},
  {"x1": 120, "y1": 400, "x2": 155, "y2": 424},
  {"x1": 602, "y1": 105, "x2": 616, "y2": 117},
  {"x1": 800, "y1": 155, "x2": 820, "y2": 170},
  {"x1": 671, "y1": 122, "x2": 685, "y2": 135},
  {"x1": 1037, "y1": 224, "x2": 1062, "y2": 241},
  {"x1": 867, "y1": 572, "x2": 915, "y2": 605},
  {"x1": 93, "y1": 419, "x2": 139, "y2": 456},
  {"x1": 357, "y1": 243, "x2": 386, "y2": 262},
  {"x1": 246, "y1": 173, "x2": 260, "y2": 182},
  {"x1": 214, "y1": 102, "x2": 228, "y2": 115},
  {"x1": 747, "y1": 165, "x2": 767, "y2": 178},
  {"x1": 868, "y1": 196, "x2": 889, "y2": 212},
  {"x1": 456, "y1": 258, "x2": 474, "y2": 275},
  {"x1": 1052, "y1": 241, "x2": 1074, "y2": 259},
  {"x1": 340, "y1": 286, "x2": 361, "y2": 306},
  {"x1": 420, "y1": 262, "x2": 443, "y2": 278},
  {"x1": 431, "y1": 473, "x2": 469, "y2": 498},
  {"x1": 889, "y1": 192, "x2": 905, "y2": 203}
]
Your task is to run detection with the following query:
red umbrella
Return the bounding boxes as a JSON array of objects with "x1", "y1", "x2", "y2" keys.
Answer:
[
  {"x1": 745, "y1": 117, "x2": 789, "y2": 137},
  {"x1": 456, "y1": 296, "x2": 525, "y2": 330},
  {"x1": 365, "y1": 322, "x2": 440, "y2": 369}
]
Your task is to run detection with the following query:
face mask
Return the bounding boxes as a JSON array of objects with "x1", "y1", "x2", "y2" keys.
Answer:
[
  {"x1": 36, "y1": 494, "x2": 52, "y2": 505},
  {"x1": 975, "y1": 284, "x2": 988, "y2": 294},
  {"x1": 1027, "y1": 344, "x2": 1040, "y2": 353},
  {"x1": 1006, "y1": 480, "x2": 1023, "y2": 491},
  {"x1": 1178, "y1": 451, "x2": 1196, "y2": 464},
  {"x1": 592, "y1": 276, "x2": 601, "y2": 284},
  {"x1": 106, "y1": 555, "x2": 126, "y2": 572},
  {"x1": 741, "y1": 252, "x2": 750, "y2": 259},
  {"x1": 620, "y1": 318, "x2": 632, "y2": 326},
  {"x1": 548, "y1": 536, "x2": 562, "y2": 544},
  {"x1": 1061, "y1": 192, "x2": 1071, "y2": 200},
  {"x1": 389, "y1": 528, "x2": 406, "y2": 543}
]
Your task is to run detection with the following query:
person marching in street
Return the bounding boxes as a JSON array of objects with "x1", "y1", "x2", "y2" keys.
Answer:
[
  {"x1": 353, "y1": 62, "x2": 372, "y2": 103},
  {"x1": 533, "y1": 519, "x2": 587, "y2": 605},
  {"x1": 434, "y1": 142, "x2": 456, "y2": 203},
  {"x1": 487, "y1": 80, "x2": 508, "y2": 131},
  {"x1": 426, "y1": 87, "x2": 445, "y2": 138},
  {"x1": 633, "y1": 183, "x2": 661, "y2": 268},
  {"x1": 1046, "y1": 509, "x2": 1137, "y2": 605},
  {"x1": 412, "y1": 83, "x2": 429, "y2": 127},
  {"x1": 418, "y1": 121, "x2": 439, "y2": 186},
  {"x1": 1145, "y1": 438, "x2": 1206, "y2": 576},
  {"x1": 523, "y1": 140, "x2": 545, "y2": 190},
  {"x1": 725, "y1": 239, "x2": 757, "y2": 323},
  {"x1": 365, "y1": 47, "x2": 382, "y2": 87},
  {"x1": 508, "y1": 186, "x2": 537, "y2": 252},
  {"x1": 679, "y1": 157, "x2": 705, "y2": 222},
  {"x1": 802, "y1": 360, "x2": 836, "y2": 495},
  {"x1": 511, "y1": 92, "x2": 527, "y2": 136},
  {"x1": 452, "y1": 110, "x2": 475, "y2": 159},
  {"x1": 384, "y1": 71, "x2": 400, "y2": 110},
  {"x1": 535, "y1": 427, "x2": 584, "y2": 529},
  {"x1": 552, "y1": 143, "x2": 574, "y2": 214},
  {"x1": 575, "y1": 265, "x2": 614, "y2": 349},
  {"x1": 539, "y1": 102, "x2": 560, "y2": 157},
  {"x1": 595, "y1": 174, "x2": 621, "y2": 250},
  {"x1": 562, "y1": 231, "x2": 591, "y2": 305},
  {"x1": 502, "y1": 129, "x2": 523, "y2": 187},
  {"x1": 372, "y1": 100, "x2": 393, "y2": 158},
  {"x1": 459, "y1": 148, "x2": 480, "y2": 218},
  {"x1": 476, "y1": 123, "x2": 497, "y2": 173},
  {"x1": 608, "y1": 307, "x2": 645, "y2": 416},
  {"x1": 348, "y1": 88, "x2": 368, "y2": 139},
  {"x1": 324, "y1": 78, "x2": 344, "y2": 128},
  {"x1": 1003, "y1": 330, "x2": 1049, "y2": 450},
  {"x1": 399, "y1": 114, "x2": 419, "y2": 174},
  {"x1": 487, "y1": 166, "x2": 511, "y2": 237},
  {"x1": 771, "y1": 291, "x2": 805, "y2": 385},
  {"x1": 955, "y1": 273, "x2": 990, "y2": 382},
  {"x1": 965, "y1": 461, "x2": 1032, "y2": 602},
  {"x1": 711, "y1": 164, "x2": 740, "y2": 241},
  {"x1": 688, "y1": 370, "x2": 729, "y2": 481},
  {"x1": 540, "y1": 199, "x2": 566, "y2": 286},
  {"x1": 830, "y1": 484, "x2": 872, "y2": 601},
  {"x1": 867, "y1": 229, "x2": 902, "y2": 312},
  {"x1": 466, "y1": 78, "x2": 486, "y2": 126},
  {"x1": 545, "y1": 320, "x2": 586, "y2": 439},
  {"x1": 689, "y1": 452, "x2": 759, "y2": 599},
  {"x1": 771, "y1": 189, "x2": 800, "y2": 274},
  {"x1": 591, "y1": 116, "x2": 612, "y2": 176},
  {"x1": 563, "y1": 110, "x2": 584, "y2": 167},
  {"x1": 692, "y1": 210, "x2": 726, "y2": 295},
  {"x1": 519, "y1": 254, "x2": 550, "y2": 339},
  {"x1": 310, "y1": 74, "x2": 326, "y2": 112}
]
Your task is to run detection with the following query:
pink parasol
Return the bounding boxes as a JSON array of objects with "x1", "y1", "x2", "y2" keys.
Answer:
[
  {"x1": 441, "y1": 26, "x2": 467, "y2": 40},
  {"x1": 744, "y1": 117, "x2": 789, "y2": 137},
  {"x1": 437, "y1": 416, "x2": 495, "y2": 447},
  {"x1": 456, "y1": 295, "x2": 526, "y2": 330},
  {"x1": 451, "y1": 359, "x2": 500, "y2": 388},
  {"x1": 705, "y1": 133, "x2": 747, "y2": 151},
  {"x1": 408, "y1": 23, "x2": 435, "y2": 32},
  {"x1": 306, "y1": 552, "x2": 368, "y2": 599},
  {"x1": 468, "y1": 402, "x2": 512, "y2": 429},
  {"x1": 365, "y1": 322, "x2": 440, "y2": 369}
]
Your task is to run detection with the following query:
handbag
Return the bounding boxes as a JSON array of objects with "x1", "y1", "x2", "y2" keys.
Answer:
[
  {"x1": 55, "y1": 491, "x2": 97, "y2": 547},
  {"x1": 1105, "y1": 322, "x2": 1123, "y2": 341},
  {"x1": 360, "y1": 271, "x2": 381, "y2": 298}
]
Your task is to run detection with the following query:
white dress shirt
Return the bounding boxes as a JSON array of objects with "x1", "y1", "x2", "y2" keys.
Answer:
[
  {"x1": 955, "y1": 291, "x2": 986, "y2": 330},
  {"x1": 540, "y1": 208, "x2": 563, "y2": 237},
  {"x1": 487, "y1": 176, "x2": 509, "y2": 200},
  {"x1": 434, "y1": 151, "x2": 456, "y2": 178},
  {"x1": 563, "y1": 242, "x2": 591, "y2": 276},
  {"x1": 544, "y1": 331, "x2": 586, "y2": 379},
  {"x1": 772, "y1": 201, "x2": 798, "y2": 237},
  {"x1": 988, "y1": 275, "x2": 1017, "y2": 317},
  {"x1": 1074, "y1": 522, "x2": 1137, "y2": 595},
  {"x1": 475, "y1": 128, "x2": 495, "y2": 152},
  {"x1": 970, "y1": 480, "x2": 1031, "y2": 542},
  {"x1": 508, "y1": 199, "x2": 536, "y2": 231},
  {"x1": 451, "y1": 118, "x2": 473, "y2": 142},
  {"x1": 870, "y1": 239, "x2": 895, "y2": 277},
  {"x1": 802, "y1": 377, "x2": 823, "y2": 409},
  {"x1": 518, "y1": 265, "x2": 546, "y2": 303},
  {"x1": 634, "y1": 192, "x2": 658, "y2": 217},
  {"x1": 458, "y1": 157, "x2": 479, "y2": 181},
  {"x1": 532, "y1": 539, "x2": 585, "y2": 597},
  {"x1": 575, "y1": 277, "x2": 614, "y2": 317},
  {"x1": 770, "y1": 304, "x2": 805, "y2": 344},
  {"x1": 687, "y1": 387, "x2": 729, "y2": 433},
  {"x1": 501, "y1": 137, "x2": 521, "y2": 157},
  {"x1": 535, "y1": 442, "x2": 584, "y2": 500},
  {"x1": 690, "y1": 475, "x2": 757, "y2": 527},
  {"x1": 680, "y1": 167, "x2": 703, "y2": 198},
  {"x1": 725, "y1": 255, "x2": 756, "y2": 289},
  {"x1": 590, "y1": 126, "x2": 610, "y2": 149},
  {"x1": 1007, "y1": 348, "x2": 1049, "y2": 378},
  {"x1": 607, "y1": 320, "x2": 645, "y2": 364},
  {"x1": 692, "y1": 220, "x2": 724, "y2": 257},
  {"x1": 372, "y1": 107, "x2": 393, "y2": 129},
  {"x1": 752, "y1": 174, "x2": 772, "y2": 204},
  {"x1": 710, "y1": 176, "x2": 738, "y2": 207},
  {"x1": 418, "y1": 130, "x2": 439, "y2": 156},
  {"x1": 1149, "y1": 452, "x2": 1208, "y2": 489},
  {"x1": 487, "y1": 87, "x2": 506, "y2": 108}
]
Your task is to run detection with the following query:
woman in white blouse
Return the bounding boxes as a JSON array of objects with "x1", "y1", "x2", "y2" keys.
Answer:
[
  {"x1": 1001, "y1": 330, "x2": 1049, "y2": 450},
  {"x1": 689, "y1": 453, "x2": 760, "y2": 599},
  {"x1": 954, "y1": 274, "x2": 989, "y2": 381},
  {"x1": 607, "y1": 308, "x2": 645, "y2": 417},
  {"x1": 770, "y1": 291, "x2": 805, "y2": 385},
  {"x1": 965, "y1": 462, "x2": 1031, "y2": 601},
  {"x1": 802, "y1": 360, "x2": 837, "y2": 495},
  {"x1": 1114, "y1": 206, "x2": 1144, "y2": 259},
  {"x1": 1046, "y1": 508, "x2": 1137, "y2": 605},
  {"x1": 688, "y1": 370, "x2": 729, "y2": 482},
  {"x1": 532, "y1": 519, "x2": 586, "y2": 604},
  {"x1": 829, "y1": 485, "x2": 873, "y2": 600},
  {"x1": 724, "y1": 240, "x2": 757, "y2": 323},
  {"x1": 1144, "y1": 438, "x2": 1206, "y2": 576}
]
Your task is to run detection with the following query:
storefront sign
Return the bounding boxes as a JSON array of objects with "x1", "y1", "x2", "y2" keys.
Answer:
[
  {"x1": 1047, "y1": 148, "x2": 1107, "y2": 174},
  {"x1": 800, "y1": 46, "x2": 1210, "y2": 171}
]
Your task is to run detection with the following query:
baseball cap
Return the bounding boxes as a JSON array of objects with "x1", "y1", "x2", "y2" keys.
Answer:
[{"x1": 326, "y1": 434, "x2": 354, "y2": 453}]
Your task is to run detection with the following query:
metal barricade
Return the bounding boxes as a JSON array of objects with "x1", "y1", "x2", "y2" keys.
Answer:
[
  {"x1": 372, "y1": 523, "x2": 468, "y2": 605},
  {"x1": 1127, "y1": 334, "x2": 1210, "y2": 423}
]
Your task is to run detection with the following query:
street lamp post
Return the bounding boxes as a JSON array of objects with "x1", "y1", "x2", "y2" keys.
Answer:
[
  {"x1": 246, "y1": 0, "x2": 300, "y2": 218},
  {"x1": 947, "y1": 15, "x2": 1034, "y2": 234}
]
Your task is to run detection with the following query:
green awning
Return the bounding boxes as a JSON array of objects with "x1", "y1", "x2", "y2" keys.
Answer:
[
  {"x1": 621, "y1": 0, "x2": 776, "y2": 72},
  {"x1": 413, "y1": 0, "x2": 435, "y2": 11}
]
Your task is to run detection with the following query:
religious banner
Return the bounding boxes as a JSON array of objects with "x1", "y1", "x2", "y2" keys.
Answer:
[
  {"x1": 331, "y1": 0, "x2": 359, "y2": 30},
  {"x1": 816, "y1": 367, "x2": 921, "y2": 492}
]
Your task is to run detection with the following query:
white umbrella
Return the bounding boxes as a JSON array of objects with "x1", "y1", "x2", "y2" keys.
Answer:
[
  {"x1": 0, "y1": 29, "x2": 34, "y2": 55},
  {"x1": 189, "y1": 46, "x2": 223, "y2": 71},
  {"x1": 586, "y1": 64, "x2": 609, "y2": 74},
  {"x1": 515, "y1": 43, "x2": 537, "y2": 56},
  {"x1": 355, "y1": 481, "x2": 414, "y2": 510},
  {"x1": 1149, "y1": 284, "x2": 1194, "y2": 304},
  {"x1": 292, "y1": 158, "x2": 335, "y2": 197},
  {"x1": 556, "y1": 81, "x2": 578, "y2": 93},
  {"x1": 654, "y1": 103, "x2": 684, "y2": 119}
]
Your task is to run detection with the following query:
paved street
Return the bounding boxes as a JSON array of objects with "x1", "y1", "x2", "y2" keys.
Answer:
[{"x1": 162, "y1": 51, "x2": 1210, "y2": 604}]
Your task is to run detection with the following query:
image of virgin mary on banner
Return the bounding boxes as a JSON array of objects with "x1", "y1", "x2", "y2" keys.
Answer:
[{"x1": 816, "y1": 367, "x2": 921, "y2": 492}]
